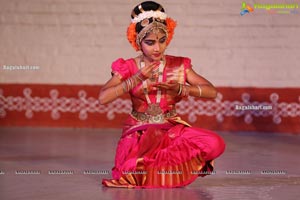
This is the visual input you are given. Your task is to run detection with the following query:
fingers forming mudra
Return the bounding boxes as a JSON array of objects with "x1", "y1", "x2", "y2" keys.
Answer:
[{"x1": 141, "y1": 62, "x2": 160, "y2": 78}]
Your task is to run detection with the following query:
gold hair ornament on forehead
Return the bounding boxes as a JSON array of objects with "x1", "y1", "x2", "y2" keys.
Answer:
[{"x1": 136, "y1": 20, "x2": 168, "y2": 48}]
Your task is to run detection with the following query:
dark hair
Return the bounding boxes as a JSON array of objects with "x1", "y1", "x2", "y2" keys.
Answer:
[{"x1": 131, "y1": 1, "x2": 166, "y2": 33}]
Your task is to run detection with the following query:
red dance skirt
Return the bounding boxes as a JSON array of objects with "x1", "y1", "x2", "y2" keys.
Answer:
[{"x1": 102, "y1": 117, "x2": 225, "y2": 188}]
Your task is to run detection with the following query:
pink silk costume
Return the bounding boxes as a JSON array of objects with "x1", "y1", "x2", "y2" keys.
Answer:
[{"x1": 102, "y1": 55, "x2": 225, "y2": 188}]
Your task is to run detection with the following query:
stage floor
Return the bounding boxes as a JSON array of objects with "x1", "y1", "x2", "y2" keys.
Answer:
[{"x1": 0, "y1": 127, "x2": 300, "y2": 200}]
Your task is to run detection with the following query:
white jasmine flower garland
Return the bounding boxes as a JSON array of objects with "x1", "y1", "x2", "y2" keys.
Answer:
[{"x1": 131, "y1": 10, "x2": 167, "y2": 23}]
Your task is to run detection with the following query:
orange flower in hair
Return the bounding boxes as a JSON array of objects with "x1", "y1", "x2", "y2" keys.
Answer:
[
  {"x1": 165, "y1": 17, "x2": 177, "y2": 46},
  {"x1": 127, "y1": 23, "x2": 139, "y2": 51}
]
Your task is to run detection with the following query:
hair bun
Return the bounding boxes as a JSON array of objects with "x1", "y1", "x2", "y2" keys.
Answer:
[{"x1": 131, "y1": 1, "x2": 165, "y2": 19}]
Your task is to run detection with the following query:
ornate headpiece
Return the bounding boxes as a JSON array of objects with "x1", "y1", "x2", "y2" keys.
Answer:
[{"x1": 127, "y1": 1, "x2": 177, "y2": 51}]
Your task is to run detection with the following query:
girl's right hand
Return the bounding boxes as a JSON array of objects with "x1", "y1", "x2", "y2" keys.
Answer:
[{"x1": 140, "y1": 61, "x2": 160, "y2": 79}]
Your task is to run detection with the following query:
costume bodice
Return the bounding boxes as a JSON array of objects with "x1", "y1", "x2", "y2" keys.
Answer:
[{"x1": 111, "y1": 55, "x2": 192, "y2": 113}]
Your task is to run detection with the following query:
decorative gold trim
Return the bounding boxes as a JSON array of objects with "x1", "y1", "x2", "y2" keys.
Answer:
[
  {"x1": 131, "y1": 109, "x2": 177, "y2": 123},
  {"x1": 102, "y1": 154, "x2": 213, "y2": 188}
]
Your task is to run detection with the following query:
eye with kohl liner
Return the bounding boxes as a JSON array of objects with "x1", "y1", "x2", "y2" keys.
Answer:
[
  {"x1": 143, "y1": 40, "x2": 155, "y2": 46},
  {"x1": 159, "y1": 36, "x2": 166, "y2": 43}
]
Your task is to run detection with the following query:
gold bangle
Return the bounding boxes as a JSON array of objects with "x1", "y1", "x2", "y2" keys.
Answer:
[
  {"x1": 114, "y1": 86, "x2": 119, "y2": 97},
  {"x1": 181, "y1": 85, "x2": 190, "y2": 97},
  {"x1": 197, "y1": 85, "x2": 202, "y2": 97},
  {"x1": 122, "y1": 82, "x2": 127, "y2": 93},
  {"x1": 177, "y1": 84, "x2": 183, "y2": 96},
  {"x1": 135, "y1": 73, "x2": 144, "y2": 82}
]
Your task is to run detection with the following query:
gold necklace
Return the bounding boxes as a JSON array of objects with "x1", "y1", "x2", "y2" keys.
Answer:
[{"x1": 140, "y1": 59, "x2": 165, "y2": 119}]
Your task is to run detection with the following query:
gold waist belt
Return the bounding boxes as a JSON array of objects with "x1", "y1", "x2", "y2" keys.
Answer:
[{"x1": 131, "y1": 109, "x2": 177, "y2": 123}]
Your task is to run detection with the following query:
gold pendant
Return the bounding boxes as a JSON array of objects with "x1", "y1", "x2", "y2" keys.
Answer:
[
  {"x1": 149, "y1": 114, "x2": 164, "y2": 123},
  {"x1": 146, "y1": 103, "x2": 163, "y2": 116}
]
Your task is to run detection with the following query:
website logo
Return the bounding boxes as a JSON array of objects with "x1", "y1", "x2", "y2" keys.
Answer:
[
  {"x1": 240, "y1": 2, "x2": 254, "y2": 16},
  {"x1": 240, "y1": 2, "x2": 299, "y2": 15}
]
